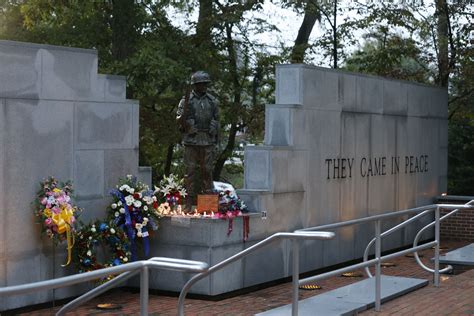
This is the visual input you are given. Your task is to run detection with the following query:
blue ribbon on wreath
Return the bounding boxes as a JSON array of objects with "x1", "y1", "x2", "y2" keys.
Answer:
[
  {"x1": 121, "y1": 196, "x2": 138, "y2": 261},
  {"x1": 141, "y1": 225, "x2": 150, "y2": 257},
  {"x1": 110, "y1": 189, "x2": 138, "y2": 261},
  {"x1": 110, "y1": 189, "x2": 152, "y2": 261}
]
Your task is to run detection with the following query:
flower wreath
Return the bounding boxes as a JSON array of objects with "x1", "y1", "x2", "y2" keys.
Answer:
[
  {"x1": 108, "y1": 175, "x2": 162, "y2": 260},
  {"x1": 73, "y1": 221, "x2": 131, "y2": 277},
  {"x1": 33, "y1": 176, "x2": 81, "y2": 266}
]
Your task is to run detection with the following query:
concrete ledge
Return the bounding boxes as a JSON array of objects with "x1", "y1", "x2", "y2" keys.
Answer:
[{"x1": 137, "y1": 215, "x2": 264, "y2": 295}]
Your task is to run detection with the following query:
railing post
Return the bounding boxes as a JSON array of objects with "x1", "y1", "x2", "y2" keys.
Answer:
[
  {"x1": 375, "y1": 220, "x2": 382, "y2": 312},
  {"x1": 291, "y1": 238, "x2": 300, "y2": 316},
  {"x1": 434, "y1": 206, "x2": 440, "y2": 287},
  {"x1": 140, "y1": 266, "x2": 149, "y2": 316}
]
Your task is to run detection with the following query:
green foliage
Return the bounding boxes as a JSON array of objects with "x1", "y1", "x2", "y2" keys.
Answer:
[
  {"x1": 220, "y1": 163, "x2": 244, "y2": 189},
  {"x1": 108, "y1": 9, "x2": 196, "y2": 183},
  {"x1": 344, "y1": 33, "x2": 430, "y2": 83},
  {"x1": 447, "y1": 15, "x2": 474, "y2": 193},
  {"x1": 448, "y1": 118, "x2": 474, "y2": 195}
]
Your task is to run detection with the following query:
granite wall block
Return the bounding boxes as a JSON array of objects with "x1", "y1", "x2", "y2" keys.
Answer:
[
  {"x1": 236, "y1": 189, "x2": 266, "y2": 213},
  {"x1": 137, "y1": 244, "x2": 212, "y2": 294},
  {"x1": 407, "y1": 84, "x2": 433, "y2": 117},
  {"x1": 244, "y1": 147, "x2": 271, "y2": 190},
  {"x1": 243, "y1": 239, "x2": 289, "y2": 287},
  {"x1": 75, "y1": 150, "x2": 104, "y2": 199},
  {"x1": 302, "y1": 67, "x2": 341, "y2": 110},
  {"x1": 40, "y1": 46, "x2": 98, "y2": 101},
  {"x1": 432, "y1": 88, "x2": 448, "y2": 118},
  {"x1": 265, "y1": 105, "x2": 294, "y2": 146},
  {"x1": 383, "y1": 80, "x2": 408, "y2": 116},
  {"x1": 276, "y1": 66, "x2": 302, "y2": 105},
  {"x1": 75, "y1": 102, "x2": 135, "y2": 150},
  {"x1": 356, "y1": 75, "x2": 383, "y2": 114},
  {"x1": 209, "y1": 243, "x2": 245, "y2": 294},
  {"x1": 104, "y1": 75, "x2": 127, "y2": 102},
  {"x1": 299, "y1": 239, "x2": 324, "y2": 272},
  {"x1": 0, "y1": 41, "x2": 41, "y2": 99},
  {"x1": 3, "y1": 99, "x2": 74, "y2": 256},
  {"x1": 103, "y1": 149, "x2": 139, "y2": 195},
  {"x1": 339, "y1": 72, "x2": 357, "y2": 112},
  {"x1": 5, "y1": 255, "x2": 47, "y2": 310}
]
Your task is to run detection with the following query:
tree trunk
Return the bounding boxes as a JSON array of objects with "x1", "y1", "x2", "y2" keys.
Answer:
[
  {"x1": 196, "y1": 0, "x2": 213, "y2": 49},
  {"x1": 110, "y1": 0, "x2": 138, "y2": 61},
  {"x1": 435, "y1": 0, "x2": 449, "y2": 87},
  {"x1": 213, "y1": 22, "x2": 241, "y2": 181},
  {"x1": 291, "y1": 14, "x2": 318, "y2": 63},
  {"x1": 163, "y1": 144, "x2": 174, "y2": 177},
  {"x1": 290, "y1": 2, "x2": 320, "y2": 63},
  {"x1": 213, "y1": 122, "x2": 238, "y2": 181}
]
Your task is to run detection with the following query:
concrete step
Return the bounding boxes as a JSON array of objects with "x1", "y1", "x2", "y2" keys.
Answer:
[
  {"x1": 439, "y1": 243, "x2": 474, "y2": 266},
  {"x1": 256, "y1": 275, "x2": 428, "y2": 316}
]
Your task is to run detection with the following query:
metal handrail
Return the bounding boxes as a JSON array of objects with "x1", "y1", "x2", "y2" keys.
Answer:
[
  {"x1": 177, "y1": 231, "x2": 336, "y2": 316},
  {"x1": 297, "y1": 203, "x2": 472, "y2": 232},
  {"x1": 296, "y1": 202, "x2": 474, "y2": 312},
  {"x1": 361, "y1": 210, "x2": 430, "y2": 276},
  {"x1": 0, "y1": 257, "x2": 209, "y2": 316},
  {"x1": 363, "y1": 200, "x2": 474, "y2": 277},
  {"x1": 412, "y1": 200, "x2": 474, "y2": 274},
  {"x1": 57, "y1": 256, "x2": 209, "y2": 315},
  {"x1": 58, "y1": 269, "x2": 139, "y2": 315}
]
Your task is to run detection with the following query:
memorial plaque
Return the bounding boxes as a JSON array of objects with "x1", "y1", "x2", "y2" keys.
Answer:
[{"x1": 196, "y1": 194, "x2": 219, "y2": 213}]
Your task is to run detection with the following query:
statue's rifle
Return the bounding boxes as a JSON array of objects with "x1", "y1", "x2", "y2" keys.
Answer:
[{"x1": 179, "y1": 84, "x2": 192, "y2": 129}]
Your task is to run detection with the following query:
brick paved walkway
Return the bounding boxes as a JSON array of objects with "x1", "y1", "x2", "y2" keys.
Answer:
[{"x1": 10, "y1": 240, "x2": 474, "y2": 315}]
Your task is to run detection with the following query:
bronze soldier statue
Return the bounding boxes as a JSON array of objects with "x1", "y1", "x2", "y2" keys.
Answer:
[{"x1": 177, "y1": 71, "x2": 219, "y2": 211}]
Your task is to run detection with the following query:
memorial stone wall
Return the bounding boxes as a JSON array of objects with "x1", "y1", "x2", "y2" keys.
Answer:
[
  {"x1": 0, "y1": 40, "x2": 145, "y2": 311},
  {"x1": 237, "y1": 64, "x2": 448, "y2": 287}
]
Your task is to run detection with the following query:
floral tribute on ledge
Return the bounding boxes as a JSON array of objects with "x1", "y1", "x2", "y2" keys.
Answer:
[
  {"x1": 152, "y1": 177, "x2": 250, "y2": 239},
  {"x1": 107, "y1": 175, "x2": 162, "y2": 260},
  {"x1": 154, "y1": 174, "x2": 187, "y2": 215},
  {"x1": 73, "y1": 220, "x2": 130, "y2": 282},
  {"x1": 216, "y1": 189, "x2": 249, "y2": 239},
  {"x1": 34, "y1": 176, "x2": 82, "y2": 266},
  {"x1": 216, "y1": 190, "x2": 248, "y2": 219}
]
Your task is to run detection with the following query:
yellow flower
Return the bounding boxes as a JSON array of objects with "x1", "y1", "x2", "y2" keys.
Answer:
[
  {"x1": 53, "y1": 188, "x2": 61, "y2": 193},
  {"x1": 43, "y1": 208, "x2": 52, "y2": 217}
]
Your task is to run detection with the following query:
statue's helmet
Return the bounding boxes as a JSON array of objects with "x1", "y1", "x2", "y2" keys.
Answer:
[{"x1": 191, "y1": 71, "x2": 211, "y2": 85}]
